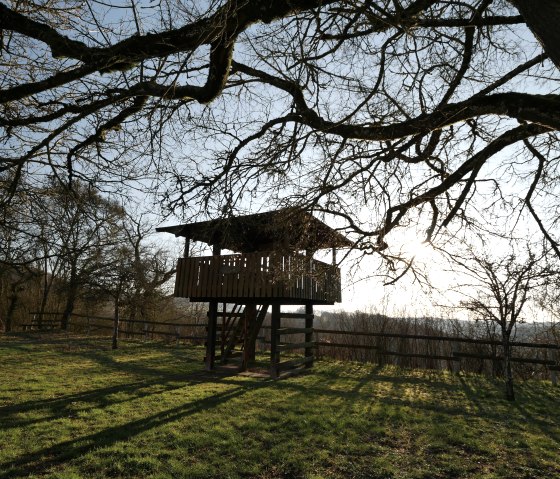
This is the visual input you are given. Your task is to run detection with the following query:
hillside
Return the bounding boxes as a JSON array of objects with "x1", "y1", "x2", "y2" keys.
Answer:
[{"x1": 1, "y1": 332, "x2": 559, "y2": 479}]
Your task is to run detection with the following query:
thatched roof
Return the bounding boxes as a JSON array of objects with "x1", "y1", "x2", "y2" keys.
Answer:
[{"x1": 156, "y1": 208, "x2": 352, "y2": 253}]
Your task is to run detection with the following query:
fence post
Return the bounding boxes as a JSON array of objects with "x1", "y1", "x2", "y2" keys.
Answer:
[{"x1": 270, "y1": 304, "x2": 280, "y2": 379}]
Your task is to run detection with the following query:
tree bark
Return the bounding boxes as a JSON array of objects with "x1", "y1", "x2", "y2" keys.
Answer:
[
  {"x1": 61, "y1": 270, "x2": 78, "y2": 330},
  {"x1": 112, "y1": 289, "x2": 120, "y2": 350},
  {"x1": 502, "y1": 332, "x2": 515, "y2": 401},
  {"x1": 5, "y1": 285, "x2": 18, "y2": 333},
  {"x1": 510, "y1": 0, "x2": 560, "y2": 70},
  {"x1": 38, "y1": 257, "x2": 55, "y2": 329}
]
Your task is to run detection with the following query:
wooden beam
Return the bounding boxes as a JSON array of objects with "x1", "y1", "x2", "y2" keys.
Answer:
[
  {"x1": 205, "y1": 301, "x2": 218, "y2": 371},
  {"x1": 305, "y1": 303, "x2": 314, "y2": 368},
  {"x1": 241, "y1": 303, "x2": 256, "y2": 371},
  {"x1": 317, "y1": 341, "x2": 380, "y2": 350},
  {"x1": 270, "y1": 304, "x2": 281, "y2": 379},
  {"x1": 277, "y1": 327, "x2": 314, "y2": 335},
  {"x1": 453, "y1": 351, "x2": 555, "y2": 365}
]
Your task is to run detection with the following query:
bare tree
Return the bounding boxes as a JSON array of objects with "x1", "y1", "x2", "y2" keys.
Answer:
[
  {"x1": 23, "y1": 178, "x2": 125, "y2": 328},
  {"x1": 448, "y1": 247, "x2": 557, "y2": 400},
  {"x1": 0, "y1": 173, "x2": 43, "y2": 330},
  {"x1": 88, "y1": 213, "x2": 174, "y2": 348},
  {"x1": 54, "y1": 182, "x2": 126, "y2": 330},
  {"x1": 120, "y1": 213, "x2": 175, "y2": 328},
  {"x1": 2, "y1": 0, "x2": 560, "y2": 277}
]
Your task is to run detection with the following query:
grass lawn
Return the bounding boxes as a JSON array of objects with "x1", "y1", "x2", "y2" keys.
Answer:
[{"x1": 0, "y1": 332, "x2": 559, "y2": 479}]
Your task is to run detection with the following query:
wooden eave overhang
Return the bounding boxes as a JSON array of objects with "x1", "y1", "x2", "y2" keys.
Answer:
[{"x1": 156, "y1": 208, "x2": 352, "y2": 253}]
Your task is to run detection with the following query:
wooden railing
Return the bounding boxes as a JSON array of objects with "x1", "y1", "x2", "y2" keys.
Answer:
[{"x1": 174, "y1": 252, "x2": 341, "y2": 303}]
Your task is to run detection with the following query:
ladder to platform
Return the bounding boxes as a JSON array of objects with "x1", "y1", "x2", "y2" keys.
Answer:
[{"x1": 207, "y1": 303, "x2": 269, "y2": 370}]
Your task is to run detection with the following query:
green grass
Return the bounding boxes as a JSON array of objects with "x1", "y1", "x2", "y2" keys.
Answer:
[{"x1": 0, "y1": 332, "x2": 559, "y2": 479}]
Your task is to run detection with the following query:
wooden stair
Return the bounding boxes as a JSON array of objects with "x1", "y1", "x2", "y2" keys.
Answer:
[
  {"x1": 207, "y1": 302, "x2": 315, "y2": 377},
  {"x1": 217, "y1": 303, "x2": 270, "y2": 370}
]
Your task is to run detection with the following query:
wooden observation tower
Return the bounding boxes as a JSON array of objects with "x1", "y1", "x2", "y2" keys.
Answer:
[{"x1": 157, "y1": 208, "x2": 351, "y2": 378}]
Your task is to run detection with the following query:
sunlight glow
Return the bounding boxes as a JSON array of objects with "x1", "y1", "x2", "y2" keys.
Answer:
[{"x1": 402, "y1": 239, "x2": 435, "y2": 264}]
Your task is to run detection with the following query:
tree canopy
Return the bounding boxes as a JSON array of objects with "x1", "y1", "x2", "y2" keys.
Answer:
[{"x1": 2, "y1": 0, "x2": 560, "y2": 271}]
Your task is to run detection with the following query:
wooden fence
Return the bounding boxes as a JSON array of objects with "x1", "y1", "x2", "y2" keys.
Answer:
[
  {"x1": 310, "y1": 327, "x2": 560, "y2": 383},
  {"x1": 23, "y1": 312, "x2": 560, "y2": 383},
  {"x1": 26, "y1": 312, "x2": 206, "y2": 342}
]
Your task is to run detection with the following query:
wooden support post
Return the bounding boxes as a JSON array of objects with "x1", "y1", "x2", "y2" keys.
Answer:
[
  {"x1": 219, "y1": 302, "x2": 226, "y2": 359},
  {"x1": 270, "y1": 303, "x2": 281, "y2": 379},
  {"x1": 205, "y1": 301, "x2": 218, "y2": 371},
  {"x1": 242, "y1": 304, "x2": 257, "y2": 371},
  {"x1": 332, "y1": 247, "x2": 337, "y2": 266},
  {"x1": 183, "y1": 237, "x2": 190, "y2": 258},
  {"x1": 305, "y1": 303, "x2": 314, "y2": 368}
]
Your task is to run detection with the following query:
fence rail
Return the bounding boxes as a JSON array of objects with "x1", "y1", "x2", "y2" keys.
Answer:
[
  {"x1": 312, "y1": 328, "x2": 560, "y2": 350},
  {"x1": 26, "y1": 311, "x2": 206, "y2": 341},
  {"x1": 22, "y1": 312, "x2": 560, "y2": 383},
  {"x1": 311, "y1": 326, "x2": 560, "y2": 384}
]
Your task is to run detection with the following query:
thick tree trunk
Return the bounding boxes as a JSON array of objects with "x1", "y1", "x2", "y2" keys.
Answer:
[
  {"x1": 510, "y1": 0, "x2": 560, "y2": 70},
  {"x1": 61, "y1": 288, "x2": 77, "y2": 330},
  {"x1": 38, "y1": 261, "x2": 53, "y2": 329},
  {"x1": 112, "y1": 291, "x2": 120, "y2": 350},
  {"x1": 126, "y1": 305, "x2": 136, "y2": 338},
  {"x1": 38, "y1": 288, "x2": 49, "y2": 329},
  {"x1": 502, "y1": 332, "x2": 515, "y2": 401},
  {"x1": 5, "y1": 286, "x2": 18, "y2": 333},
  {"x1": 61, "y1": 267, "x2": 78, "y2": 330},
  {"x1": 490, "y1": 343, "x2": 504, "y2": 378}
]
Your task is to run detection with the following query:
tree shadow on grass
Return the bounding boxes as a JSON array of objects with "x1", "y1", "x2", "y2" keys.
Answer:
[
  {"x1": 1, "y1": 340, "x2": 211, "y2": 431},
  {"x1": 3, "y1": 336, "x2": 558, "y2": 477},
  {"x1": 269, "y1": 367, "x2": 528, "y2": 423},
  {"x1": 0, "y1": 370, "x2": 266, "y2": 479},
  {"x1": 0, "y1": 373, "x2": 201, "y2": 430},
  {"x1": 512, "y1": 384, "x2": 560, "y2": 444},
  {"x1": 58, "y1": 346, "x2": 202, "y2": 380}
]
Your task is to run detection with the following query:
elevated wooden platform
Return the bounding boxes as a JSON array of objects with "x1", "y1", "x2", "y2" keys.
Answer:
[
  {"x1": 157, "y1": 208, "x2": 351, "y2": 377},
  {"x1": 174, "y1": 252, "x2": 341, "y2": 305}
]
